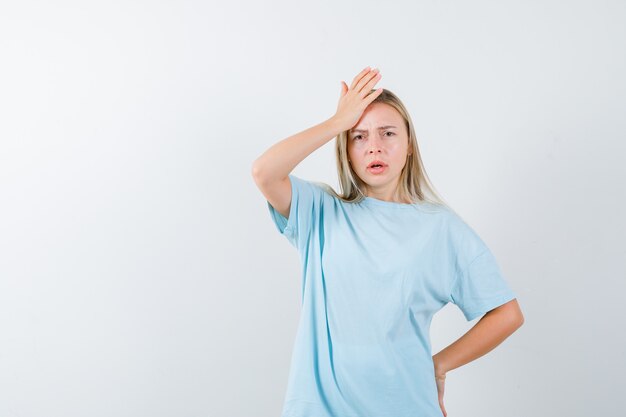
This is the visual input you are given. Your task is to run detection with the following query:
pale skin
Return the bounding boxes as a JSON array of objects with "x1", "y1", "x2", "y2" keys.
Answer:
[
  {"x1": 252, "y1": 67, "x2": 525, "y2": 416},
  {"x1": 346, "y1": 100, "x2": 413, "y2": 202}
]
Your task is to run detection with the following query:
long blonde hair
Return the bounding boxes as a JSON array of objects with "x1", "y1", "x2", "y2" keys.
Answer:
[{"x1": 316, "y1": 88, "x2": 450, "y2": 210}]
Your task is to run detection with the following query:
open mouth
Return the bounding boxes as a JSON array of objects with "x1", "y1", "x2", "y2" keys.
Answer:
[
  {"x1": 367, "y1": 160, "x2": 387, "y2": 169},
  {"x1": 367, "y1": 163, "x2": 387, "y2": 174}
]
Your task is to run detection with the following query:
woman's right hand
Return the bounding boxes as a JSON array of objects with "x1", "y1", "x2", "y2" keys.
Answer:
[{"x1": 331, "y1": 66, "x2": 383, "y2": 132}]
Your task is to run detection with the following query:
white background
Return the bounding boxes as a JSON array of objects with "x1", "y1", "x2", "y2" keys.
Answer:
[{"x1": 1, "y1": 1, "x2": 625, "y2": 416}]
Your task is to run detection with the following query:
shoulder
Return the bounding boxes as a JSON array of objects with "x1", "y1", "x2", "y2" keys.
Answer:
[
  {"x1": 289, "y1": 174, "x2": 339, "y2": 201},
  {"x1": 438, "y1": 206, "x2": 473, "y2": 233},
  {"x1": 409, "y1": 203, "x2": 465, "y2": 231},
  {"x1": 441, "y1": 208, "x2": 491, "y2": 263},
  {"x1": 430, "y1": 206, "x2": 482, "y2": 248}
]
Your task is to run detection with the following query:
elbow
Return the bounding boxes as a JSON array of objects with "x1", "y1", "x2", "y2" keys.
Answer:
[
  {"x1": 251, "y1": 159, "x2": 265, "y2": 183},
  {"x1": 487, "y1": 300, "x2": 524, "y2": 330},
  {"x1": 512, "y1": 301, "x2": 525, "y2": 328},
  {"x1": 251, "y1": 159, "x2": 260, "y2": 178},
  {"x1": 507, "y1": 310, "x2": 524, "y2": 331},
  {"x1": 502, "y1": 298, "x2": 524, "y2": 329},
  {"x1": 503, "y1": 311, "x2": 524, "y2": 336}
]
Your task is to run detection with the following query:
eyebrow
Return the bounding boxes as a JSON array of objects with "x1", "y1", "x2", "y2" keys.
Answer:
[{"x1": 350, "y1": 125, "x2": 397, "y2": 133}]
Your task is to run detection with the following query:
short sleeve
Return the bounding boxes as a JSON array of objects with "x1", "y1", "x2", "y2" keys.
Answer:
[
  {"x1": 266, "y1": 174, "x2": 324, "y2": 249},
  {"x1": 448, "y1": 215, "x2": 517, "y2": 321}
]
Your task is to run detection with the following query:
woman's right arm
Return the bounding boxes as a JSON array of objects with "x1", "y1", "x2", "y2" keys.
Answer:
[
  {"x1": 251, "y1": 116, "x2": 345, "y2": 186},
  {"x1": 251, "y1": 117, "x2": 344, "y2": 219},
  {"x1": 251, "y1": 66, "x2": 383, "y2": 218}
]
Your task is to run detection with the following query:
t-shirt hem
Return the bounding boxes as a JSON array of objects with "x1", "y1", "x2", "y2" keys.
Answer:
[
  {"x1": 266, "y1": 174, "x2": 300, "y2": 245},
  {"x1": 462, "y1": 291, "x2": 517, "y2": 321}
]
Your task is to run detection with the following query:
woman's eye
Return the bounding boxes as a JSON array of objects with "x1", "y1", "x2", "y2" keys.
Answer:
[
  {"x1": 385, "y1": 131, "x2": 395, "y2": 136},
  {"x1": 353, "y1": 135, "x2": 362, "y2": 140}
]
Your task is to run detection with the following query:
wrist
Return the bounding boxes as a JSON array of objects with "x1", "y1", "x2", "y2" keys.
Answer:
[
  {"x1": 326, "y1": 115, "x2": 349, "y2": 134},
  {"x1": 432, "y1": 354, "x2": 448, "y2": 377}
]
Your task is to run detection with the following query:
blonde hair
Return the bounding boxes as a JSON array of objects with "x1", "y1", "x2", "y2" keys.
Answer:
[{"x1": 317, "y1": 88, "x2": 451, "y2": 211}]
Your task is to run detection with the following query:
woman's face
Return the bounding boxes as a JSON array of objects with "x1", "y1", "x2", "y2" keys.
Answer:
[{"x1": 347, "y1": 102, "x2": 410, "y2": 197}]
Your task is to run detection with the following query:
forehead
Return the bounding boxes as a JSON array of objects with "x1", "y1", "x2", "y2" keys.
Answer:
[{"x1": 350, "y1": 103, "x2": 403, "y2": 132}]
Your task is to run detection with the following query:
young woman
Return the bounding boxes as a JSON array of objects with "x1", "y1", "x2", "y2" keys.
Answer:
[{"x1": 252, "y1": 66, "x2": 524, "y2": 417}]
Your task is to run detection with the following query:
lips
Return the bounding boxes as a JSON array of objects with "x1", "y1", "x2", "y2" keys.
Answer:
[
  {"x1": 367, "y1": 160, "x2": 387, "y2": 168},
  {"x1": 367, "y1": 160, "x2": 388, "y2": 175}
]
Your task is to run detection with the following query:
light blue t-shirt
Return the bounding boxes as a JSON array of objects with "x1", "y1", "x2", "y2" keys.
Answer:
[{"x1": 267, "y1": 174, "x2": 517, "y2": 417}]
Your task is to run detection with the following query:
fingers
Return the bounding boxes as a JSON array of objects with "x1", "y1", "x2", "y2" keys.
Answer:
[
  {"x1": 364, "y1": 71, "x2": 381, "y2": 93},
  {"x1": 343, "y1": 67, "x2": 382, "y2": 109},
  {"x1": 340, "y1": 81, "x2": 348, "y2": 97},
  {"x1": 436, "y1": 377, "x2": 447, "y2": 417},
  {"x1": 355, "y1": 68, "x2": 380, "y2": 95},
  {"x1": 364, "y1": 87, "x2": 383, "y2": 104},
  {"x1": 350, "y1": 66, "x2": 371, "y2": 90}
]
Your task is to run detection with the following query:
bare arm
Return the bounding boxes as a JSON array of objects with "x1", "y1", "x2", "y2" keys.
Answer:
[
  {"x1": 431, "y1": 300, "x2": 523, "y2": 417},
  {"x1": 251, "y1": 66, "x2": 383, "y2": 183},
  {"x1": 432, "y1": 298, "x2": 524, "y2": 377},
  {"x1": 251, "y1": 117, "x2": 344, "y2": 184},
  {"x1": 251, "y1": 66, "x2": 383, "y2": 217}
]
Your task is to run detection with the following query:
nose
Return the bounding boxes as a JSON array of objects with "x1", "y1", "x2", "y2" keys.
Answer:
[{"x1": 368, "y1": 136, "x2": 383, "y2": 153}]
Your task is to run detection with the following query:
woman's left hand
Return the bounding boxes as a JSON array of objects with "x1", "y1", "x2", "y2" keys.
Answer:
[{"x1": 435, "y1": 372, "x2": 448, "y2": 417}]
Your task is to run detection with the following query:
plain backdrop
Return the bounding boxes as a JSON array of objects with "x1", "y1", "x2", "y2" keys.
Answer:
[{"x1": 1, "y1": 1, "x2": 625, "y2": 416}]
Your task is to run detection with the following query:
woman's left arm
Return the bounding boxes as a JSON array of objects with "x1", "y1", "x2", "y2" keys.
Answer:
[{"x1": 432, "y1": 298, "x2": 524, "y2": 377}]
